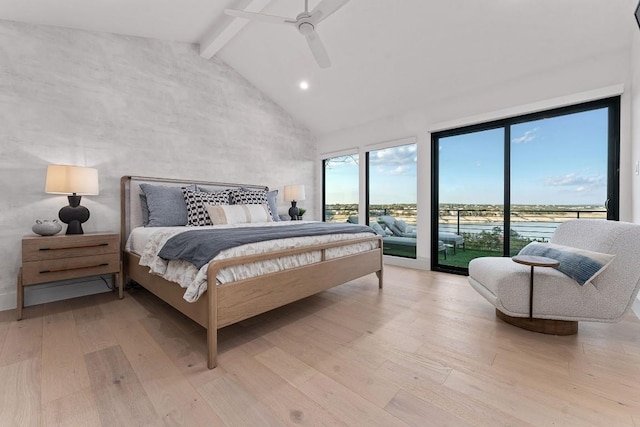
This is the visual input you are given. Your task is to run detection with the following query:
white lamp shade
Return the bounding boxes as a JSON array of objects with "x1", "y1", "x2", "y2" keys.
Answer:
[
  {"x1": 284, "y1": 185, "x2": 305, "y2": 201},
  {"x1": 45, "y1": 165, "x2": 99, "y2": 195}
]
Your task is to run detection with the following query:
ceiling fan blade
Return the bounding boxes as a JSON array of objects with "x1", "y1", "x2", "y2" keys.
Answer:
[
  {"x1": 224, "y1": 9, "x2": 291, "y2": 25},
  {"x1": 308, "y1": 0, "x2": 350, "y2": 25},
  {"x1": 305, "y1": 31, "x2": 331, "y2": 68}
]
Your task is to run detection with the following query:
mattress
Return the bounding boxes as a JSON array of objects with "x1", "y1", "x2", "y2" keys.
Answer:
[{"x1": 125, "y1": 221, "x2": 378, "y2": 302}]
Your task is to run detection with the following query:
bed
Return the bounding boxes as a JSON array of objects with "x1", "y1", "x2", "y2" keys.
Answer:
[{"x1": 120, "y1": 176, "x2": 384, "y2": 368}]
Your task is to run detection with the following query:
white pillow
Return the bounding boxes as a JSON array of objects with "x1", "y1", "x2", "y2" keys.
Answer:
[{"x1": 205, "y1": 204, "x2": 273, "y2": 225}]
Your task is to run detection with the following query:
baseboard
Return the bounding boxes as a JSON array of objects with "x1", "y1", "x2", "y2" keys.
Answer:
[
  {"x1": 0, "y1": 276, "x2": 114, "y2": 313},
  {"x1": 383, "y1": 255, "x2": 431, "y2": 270},
  {"x1": 0, "y1": 290, "x2": 15, "y2": 312},
  {"x1": 633, "y1": 295, "x2": 640, "y2": 320}
]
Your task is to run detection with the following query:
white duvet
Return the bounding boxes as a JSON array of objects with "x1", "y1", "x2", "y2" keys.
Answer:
[{"x1": 126, "y1": 221, "x2": 378, "y2": 303}]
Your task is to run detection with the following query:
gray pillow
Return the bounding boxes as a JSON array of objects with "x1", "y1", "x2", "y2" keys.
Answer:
[
  {"x1": 140, "y1": 194, "x2": 150, "y2": 226},
  {"x1": 395, "y1": 220, "x2": 408, "y2": 232},
  {"x1": 266, "y1": 189, "x2": 280, "y2": 222},
  {"x1": 379, "y1": 216, "x2": 403, "y2": 236},
  {"x1": 369, "y1": 222, "x2": 386, "y2": 236},
  {"x1": 139, "y1": 183, "x2": 196, "y2": 227}
]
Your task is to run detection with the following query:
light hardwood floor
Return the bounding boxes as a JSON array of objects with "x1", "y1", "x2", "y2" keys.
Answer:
[{"x1": 1, "y1": 265, "x2": 640, "y2": 426}]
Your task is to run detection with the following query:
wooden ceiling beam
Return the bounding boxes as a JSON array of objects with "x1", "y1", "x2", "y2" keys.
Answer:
[{"x1": 199, "y1": 0, "x2": 272, "y2": 59}]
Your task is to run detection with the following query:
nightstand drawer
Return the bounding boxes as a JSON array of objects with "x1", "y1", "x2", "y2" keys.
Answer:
[
  {"x1": 22, "y1": 233, "x2": 119, "y2": 262},
  {"x1": 22, "y1": 253, "x2": 121, "y2": 286}
]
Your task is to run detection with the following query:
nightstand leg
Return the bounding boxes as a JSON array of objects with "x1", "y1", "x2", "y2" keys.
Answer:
[
  {"x1": 117, "y1": 261, "x2": 124, "y2": 299},
  {"x1": 17, "y1": 268, "x2": 23, "y2": 321}
]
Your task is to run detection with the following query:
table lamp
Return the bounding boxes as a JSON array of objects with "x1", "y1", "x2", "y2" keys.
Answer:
[
  {"x1": 284, "y1": 185, "x2": 305, "y2": 220},
  {"x1": 45, "y1": 165, "x2": 99, "y2": 234}
]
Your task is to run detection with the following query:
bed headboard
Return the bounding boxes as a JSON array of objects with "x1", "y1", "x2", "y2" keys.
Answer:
[{"x1": 120, "y1": 176, "x2": 268, "y2": 251}]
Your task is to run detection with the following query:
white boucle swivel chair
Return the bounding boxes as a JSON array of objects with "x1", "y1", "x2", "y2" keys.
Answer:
[{"x1": 468, "y1": 220, "x2": 640, "y2": 335}]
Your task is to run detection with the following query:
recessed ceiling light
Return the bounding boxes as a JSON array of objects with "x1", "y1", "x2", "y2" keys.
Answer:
[{"x1": 299, "y1": 81, "x2": 309, "y2": 90}]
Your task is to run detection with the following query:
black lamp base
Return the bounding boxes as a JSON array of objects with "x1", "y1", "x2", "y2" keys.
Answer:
[
  {"x1": 59, "y1": 195, "x2": 90, "y2": 235},
  {"x1": 288, "y1": 201, "x2": 300, "y2": 221}
]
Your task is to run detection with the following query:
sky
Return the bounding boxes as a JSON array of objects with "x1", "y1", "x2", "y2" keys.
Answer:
[
  {"x1": 325, "y1": 107, "x2": 609, "y2": 206},
  {"x1": 325, "y1": 144, "x2": 417, "y2": 204},
  {"x1": 439, "y1": 107, "x2": 608, "y2": 205}
]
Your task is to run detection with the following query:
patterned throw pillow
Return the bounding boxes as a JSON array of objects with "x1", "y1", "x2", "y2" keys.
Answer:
[
  {"x1": 182, "y1": 188, "x2": 230, "y2": 226},
  {"x1": 206, "y1": 204, "x2": 273, "y2": 225},
  {"x1": 229, "y1": 189, "x2": 274, "y2": 218}
]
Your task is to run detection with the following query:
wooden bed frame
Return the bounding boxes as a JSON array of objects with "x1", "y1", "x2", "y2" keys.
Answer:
[{"x1": 120, "y1": 176, "x2": 384, "y2": 368}]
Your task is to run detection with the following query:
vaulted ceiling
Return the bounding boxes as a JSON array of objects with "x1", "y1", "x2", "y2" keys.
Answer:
[{"x1": 0, "y1": 0, "x2": 635, "y2": 135}]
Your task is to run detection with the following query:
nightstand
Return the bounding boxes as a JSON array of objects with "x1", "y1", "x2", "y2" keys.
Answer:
[{"x1": 17, "y1": 232, "x2": 122, "y2": 320}]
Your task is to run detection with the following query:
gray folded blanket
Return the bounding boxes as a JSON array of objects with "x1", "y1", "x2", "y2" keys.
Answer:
[{"x1": 158, "y1": 222, "x2": 375, "y2": 269}]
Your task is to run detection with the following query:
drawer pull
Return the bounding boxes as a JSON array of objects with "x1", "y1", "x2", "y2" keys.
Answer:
[
  {"x1": 39, "y1": 243, "x2": 110, "y2": 251},
  {"x1": 40, "y1": 263, "x2": 109, "y2": 274}
]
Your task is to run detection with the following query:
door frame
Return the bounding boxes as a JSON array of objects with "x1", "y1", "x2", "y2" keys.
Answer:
[{"x1": 431, "y1": 96, "x2": 621, "y2": 274}]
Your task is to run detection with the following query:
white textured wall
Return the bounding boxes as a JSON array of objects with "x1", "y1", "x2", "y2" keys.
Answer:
[
  {"x1": 0, "y1": 20, "x2": 316, "y2": 310},
  {"x1": 632, "y1": 24, "x2": 640, "y2": 224},
  {"x1": 631, "y1": 23, "x2": 640, "y2": 312}
]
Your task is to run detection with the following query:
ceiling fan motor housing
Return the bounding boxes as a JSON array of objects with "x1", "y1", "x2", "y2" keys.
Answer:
[{"x1": 298, "y1": 21, "x2": 315, "y2": 35}]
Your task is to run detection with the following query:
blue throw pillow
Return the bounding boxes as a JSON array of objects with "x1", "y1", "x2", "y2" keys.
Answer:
[
  {"x1": 139, "y1": 183, "x2": 196, "y2": 227},
  {"x1": 266, "y1": 189, "x2": 280, "y2": 222},
  {"x1": 140, "y1": 194, "x2": 150, "y2": 226},
  {"x1": 518, "y1": 242, "x2": 615, "y2": 286}
]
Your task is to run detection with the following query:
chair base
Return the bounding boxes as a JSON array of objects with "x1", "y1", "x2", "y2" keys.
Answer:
[{"x1": 496, "y1": 309, "x2": 578, "y2": 335}]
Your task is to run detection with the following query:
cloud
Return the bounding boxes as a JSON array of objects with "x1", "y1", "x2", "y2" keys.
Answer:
[
  {"x1": 544, "y1": 173, "x2": 605, "y2": 193},
  {"x1": 369, "y1": 144, "x2": 417, "y2": 176},
  {"x1": 512, "y1": 127, "x2": 540, "y2": 144},
  {"x1": 388, "y1": 165, "x2": 410, "y2": 175}
]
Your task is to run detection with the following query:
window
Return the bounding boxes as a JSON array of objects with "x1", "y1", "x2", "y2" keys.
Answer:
[
  {"x1": 367, "y1": 143, "x2": 417, "y2": 258},
  {"x1": 323, "y1": 154, "x2": 359, "y2": 223}
]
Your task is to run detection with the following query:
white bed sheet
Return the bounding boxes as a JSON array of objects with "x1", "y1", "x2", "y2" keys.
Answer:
[{"x1": 126, "y1": 221, "x2": 378, "y2": 303}]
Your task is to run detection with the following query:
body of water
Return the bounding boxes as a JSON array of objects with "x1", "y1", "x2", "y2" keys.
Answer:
[{"x1": 440, "y1": 221, "x2": 563, "y2": 241}]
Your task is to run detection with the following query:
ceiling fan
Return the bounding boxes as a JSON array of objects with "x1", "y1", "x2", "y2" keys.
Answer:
[{"x1": 225, "y1": 0, "x2": 350, "y2": 68}]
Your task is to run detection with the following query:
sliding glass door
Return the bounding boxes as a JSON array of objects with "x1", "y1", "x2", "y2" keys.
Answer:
[
  {"x1": 436, "y1": 128, "x2": 505, "y2": 269},
  {"x1": 432, "y1": 97, "x2": 620, "y2": 273},
  {"x1": 509, "y1": 108, "x2": 611, "y2": 255}
]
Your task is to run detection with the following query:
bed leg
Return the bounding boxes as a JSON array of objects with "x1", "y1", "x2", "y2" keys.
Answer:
[
  {"x1": 207, "y1": 283, "x2": 218, "y2": 369},
  {"x1": 376, "y1": 270, "x2": 383, "y2": 289},
  {"x1": 207, "y1": 328, "x2": 217, "y2": 369}
]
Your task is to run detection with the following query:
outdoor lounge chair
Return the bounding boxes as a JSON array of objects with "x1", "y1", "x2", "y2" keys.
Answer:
[
  {"x1": 380, "y1": 236, "x2": 447, "y2": 258},
  {"x1": 377, "y1": 216, "x2": 448, "y2": 258},
  {"x1": 379, "y1": 215, "x2": 417, "y2": 238},
  {"x1": 438, "y1": 231, "x2": 465, "y2": 254}
]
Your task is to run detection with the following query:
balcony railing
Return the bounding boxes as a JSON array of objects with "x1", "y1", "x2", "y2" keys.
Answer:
[{"x1": 439, "y1": 209, "x2": 607, "y2": 243}]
